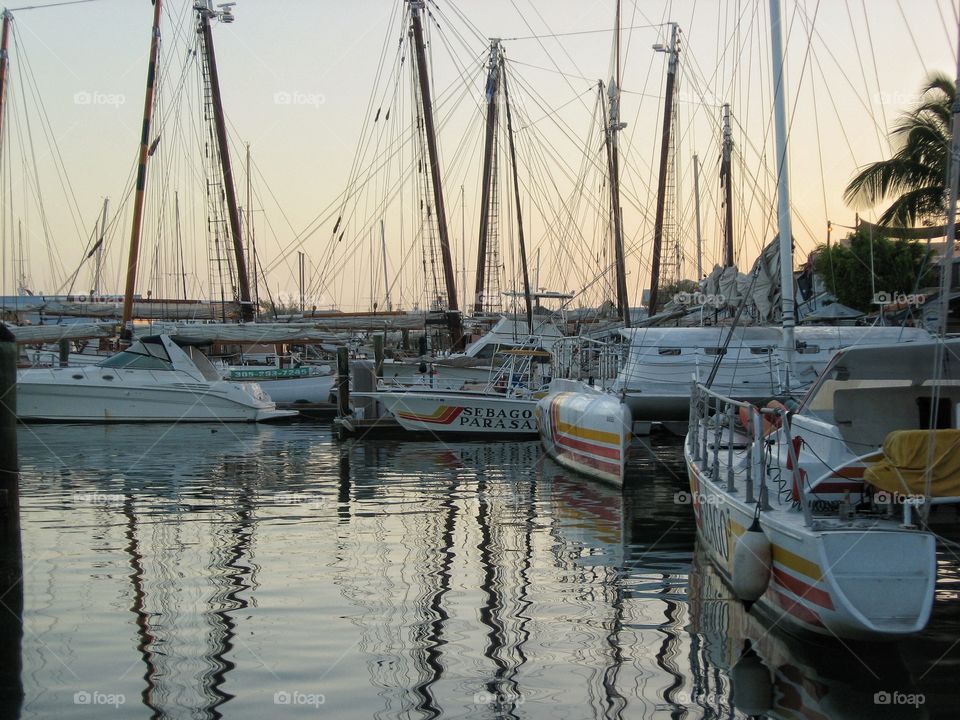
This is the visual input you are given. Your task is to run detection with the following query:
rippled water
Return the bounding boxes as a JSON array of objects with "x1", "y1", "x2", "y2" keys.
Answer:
[{"x1": 2, "y1": 422, "x2": 959, "y2": 718}]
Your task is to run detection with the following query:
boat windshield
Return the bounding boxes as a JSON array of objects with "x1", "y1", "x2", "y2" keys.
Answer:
[{"x1": 99, "y1": 339, "x2": 173, "y2": 371}]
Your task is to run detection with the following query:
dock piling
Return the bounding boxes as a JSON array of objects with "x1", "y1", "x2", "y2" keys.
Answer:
[
  {"x1": 336, "y1": 346, "x2": 351, "y2": 418},
  {"x1": 0, "y1": 323, "x2": 24, "y2": 713}
]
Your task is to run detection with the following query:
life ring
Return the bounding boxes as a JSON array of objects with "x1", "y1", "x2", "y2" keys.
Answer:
[{"x1": 738, "y1": 400, "x2": 787, "y2": 438}]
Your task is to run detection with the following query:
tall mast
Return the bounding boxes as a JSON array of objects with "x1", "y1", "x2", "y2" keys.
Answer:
[
  {"x1": 938, "y1": 21, "x2": 960, "y2": 335},
  {"x1": 647, "y1": 22, "x2": 679, "y2": 317},
  {"x1": 409, "y1": 0, "x2": 463, "y2": 347},
  {"x1": 0, "y1": 10, "x2": 12, "y2": 163},
  {"x1": 501, "y1": 59, "x2": 533, "y2": 333},
  {"x1": 692, "y1": 154, "x2": 703, "y2": 279},
  {"x1": 95, "y1": 197, "x2": 109, "y2": 296},
  {"x1": 197, "y1": 1, "x2": 254, "y2": 322},
  {"x1": 603, "y1": 81, "x2": 630, "y2": 327},
  {"x1": 0, "y1": 11, "x2": 7, "y2": 297},
  {"x1": 381, "y1": 220, "x2": 392, "y2": 312},
  {"x1": 474, "y1": 39, "x2": 501, "y2": 315},
  {"x1": 769, "y1": 0, "x2": 795, "y2": 390},
  {"x1": 609, "y1": 0, "x2": 629, "y2": 327},
  {"x1": 121, "y1": 0, "x2": 163, "y2": 335},
  {"x1": 721, "y1": 103, "x2": 735, "y2": 267},
  {"x1": 245, "y1": 142, "x2": 257, "y2": 318}
]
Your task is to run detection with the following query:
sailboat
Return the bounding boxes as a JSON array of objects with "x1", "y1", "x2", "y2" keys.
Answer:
[
  {"x1": 14, "y1": 1, "x2": 294, "y2": 423},
  {"x1": 537, "y1": 7, "x2": 933, "y2": 487},
  {"x1": 683, "y1": 0, "x2": 960, "y2": 640}
]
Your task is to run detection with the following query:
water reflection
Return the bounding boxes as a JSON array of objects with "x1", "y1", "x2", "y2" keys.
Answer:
[
  {"x1": 688, "y1": 542, "x2": 929, "y2": 719},
  {"x1": 9, "y1": 426, "x2": 960, "y2": 718}
]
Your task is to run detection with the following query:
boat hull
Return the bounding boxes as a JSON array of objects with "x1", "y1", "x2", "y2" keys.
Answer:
[
  {"x1": 17, "y1": 367, "x2": 295, "y2": 423},
  {"x1": 536, "y1": 382, "x2": 631, "y2": 486},
  {"x1": 365, "y1": 391, "x2": 538, "y2": 435},
  {"x1": 685, "y1": 455, "x2": 936, "y2": 641}
]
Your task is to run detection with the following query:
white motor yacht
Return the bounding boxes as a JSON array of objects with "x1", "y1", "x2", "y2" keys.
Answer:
[{"x1": 16, "y1": 335, "x2": 297, "y2": 423}]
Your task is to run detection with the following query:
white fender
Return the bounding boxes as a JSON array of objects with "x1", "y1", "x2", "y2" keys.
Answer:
[{"x1": 732, "y1": 516, "x2": 772, "y2": 606}]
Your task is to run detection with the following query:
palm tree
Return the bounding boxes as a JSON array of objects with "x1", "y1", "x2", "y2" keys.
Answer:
[{"x1": 843, "y1": 72, "x2": 954, "y2": 227}]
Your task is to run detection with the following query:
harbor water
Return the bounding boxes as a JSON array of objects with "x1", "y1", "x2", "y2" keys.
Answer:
[{"x1": 6, "y1": 422, "x2": 960, "y2": 718}]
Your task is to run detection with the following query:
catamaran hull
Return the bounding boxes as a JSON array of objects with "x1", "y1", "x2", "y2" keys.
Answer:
[
  {"x1": 685, "y1": 457, "x2": 936, "y2": 641},
  {"x1": 536, "y1": 387, "x2": 631, "y2": 487},
  {"x1": 17, "y1": 370, "x2": 294, "y2": 423},
  {"x1": 237, "y1": 374, "x2": 335, "y2": 405},
  {"x1": 367, "y1": 391, "x2": 538, "y2": 435}
]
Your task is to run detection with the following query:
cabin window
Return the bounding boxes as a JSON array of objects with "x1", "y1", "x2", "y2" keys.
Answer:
[
  {"x1": 704, "y1": 347, "x2": 727, "y2": 356},
  {"x1": 750, "y1": 346, "x2": 774, "y2": 354},
  {"x1": 658, "y1": 347, "x2": 681, "y2": 356},
  {"x1": 796, "y1": 343, "x2": 820, "y2": 354},
  {"x1": 100, "y1": 340, "x2": 173, "y2": 371}
]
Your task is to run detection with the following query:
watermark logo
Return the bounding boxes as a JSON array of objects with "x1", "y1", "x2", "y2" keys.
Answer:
[
  {"x1": 874, "y1": 91, "x2": 920, "y2": 106},
  {"x1": 72, "y1": 491, "x2": 124, "y2": 507},
  {"x1": 270, "y1": 290, "x2": 332, "y2": 312},
  {"x1": 674, "y1": 490, "x2": 723, "y2": 506},
  {"x1": 874, "y1": 690, "x2": 925, "y2": 707},
  {"x1": 273, "y1": 690, "x2": 325, "y2": 707},
  {"x1": 676, "y1": 90, "x2": 724, "y2": 106},
  {"x1": 872, "y1": 291, "x2": 926, "y2": 306},
  {"x1": 273, "y1": 90, "x2": 326, "y2": 109},
  {"x1": 73, "y1": 691, "x2": 125, "y2": 708},
  {"x1": 674, "y1": 291, "x2": 726, "y2": 308},
  {"x1": 474, "y1": 691, "x2": 525, "y2": 707},
  {"x1": 74, "y1": 91, "x2": 126, "y2": 108},
  {"x1": 874, "y1": 490, "x2": 926, "y2": 505},
  {"x1": 273, "y1": 492, "x2": 326, "y2": 510}
]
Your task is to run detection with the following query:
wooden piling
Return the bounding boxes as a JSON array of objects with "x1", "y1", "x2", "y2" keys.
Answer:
[
  {"x1": 336, "y1": 346, "x2": 350, "y2": 417},
  {"x1": 0, "y1": 323, "x2": 24, "y2": 712},
  {"x1": 373, "y1": 335, "x2": 384, "y2": 379}
]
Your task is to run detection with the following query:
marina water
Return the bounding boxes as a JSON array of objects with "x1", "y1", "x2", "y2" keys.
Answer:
[{"x1": 7, "y1": 423, "x2": 960, "y2": 718}]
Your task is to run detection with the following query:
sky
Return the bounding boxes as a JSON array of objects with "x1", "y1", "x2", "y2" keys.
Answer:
[{"x1": 0, "y1": 0, "x2": 957, "y2": 312}]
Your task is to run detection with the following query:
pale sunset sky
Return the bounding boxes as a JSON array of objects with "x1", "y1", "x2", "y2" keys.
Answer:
[{"x1": 0, "y1": 0, "x2": 957, "y2": 312}]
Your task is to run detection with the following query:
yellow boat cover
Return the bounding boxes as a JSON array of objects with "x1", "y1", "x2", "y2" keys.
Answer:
[{"x1": 863, "y1": 429, "x2": 960, "y2": 496}]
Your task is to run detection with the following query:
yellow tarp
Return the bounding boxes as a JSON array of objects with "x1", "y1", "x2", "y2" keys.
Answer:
[{"x1": 864, "y1": 429, "x2": 960, "y2": 496}]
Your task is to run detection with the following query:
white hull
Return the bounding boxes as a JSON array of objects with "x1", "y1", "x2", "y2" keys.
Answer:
[
  {"x1": 685, "y1": 370, "x2": 944, "y2": 641},
  {"x1": 229, "y1": 372, "x2": 335, "y2": 405},
  {"x1": 615, "y1": 326, "x2": 932, "y2": 422},
  {"x1": 362, "y1": 390, "x2": 538, "y2": 435},
  {"x1": 536, "y1": 380, "x2": 631, "y2": 486},
  {"x1": 686, "y1": 458, "x2": 934, "y2": 640},
  {"x1": 16, "y1": 335, "x2": 296, "y2": 423}
]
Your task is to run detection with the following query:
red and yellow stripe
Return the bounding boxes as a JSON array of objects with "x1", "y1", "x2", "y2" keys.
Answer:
[{"x1": 396, "y1": 405, "x2": 464, "y2": 425}]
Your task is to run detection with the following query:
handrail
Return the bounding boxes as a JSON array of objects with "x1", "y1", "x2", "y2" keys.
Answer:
[{"x1": 690, "y1": 381, "x2": 779, "y2": 521}]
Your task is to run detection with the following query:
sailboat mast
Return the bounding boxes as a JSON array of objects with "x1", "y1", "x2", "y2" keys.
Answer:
[
  {"x1": 647, "y1": 22, "x2": 679, "y2": 317},
  {"x1": 197, "y1": 2, "x2": 253, "y2": 322},
  {"x1": 0, "y1": 11, "x2": 8, "y2": 298},
  {"x1": 769, "y1": 0, "x2": 795, "y2": 390},
  {"x1": 381, "y1": 220, "x2": 392, "y2": 312},
  {"x1": 937, "y1": 22, "x2": 960, "y2": 335},
  {"x1": 121, "y1": 0, "x2": 163, "y2": 336},
  {"x1": 0, "y1": 10, "x2": 11, "y2": 165},
  {"x1": 692, "y1": 154, "x2": 703, "y2": 279},
  {"x1": 501, "y1": 60, "x2": 533, "y2": 334},
  {"x1": 409, "y1": 0, "x2": 463, "y2": 347},
  {"x1": 721, "y1": 103, "x2": 735, "y2": 267},
  {"x1": 474, "y1": 39, "x2": 501, "y2": 315},
  {"x1": 245, "y1": 142, "x2": 258, "y2": 318},
  {"x1": 603, "y1": 81, "x2": 630, "y2": 327},
  {"x1": 95, "y1": 197, "x2": 109, "y2": 297}
]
